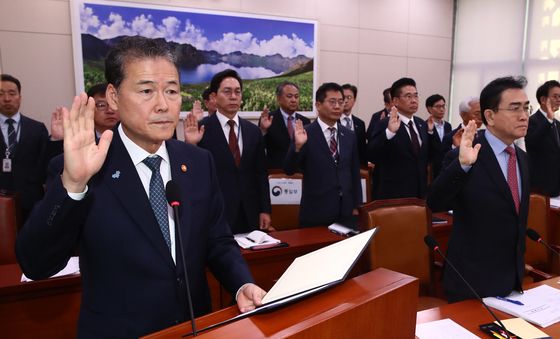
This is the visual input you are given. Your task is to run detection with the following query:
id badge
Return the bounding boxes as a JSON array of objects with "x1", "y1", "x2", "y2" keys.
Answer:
[{"x1": 2, "y1": 158, "x2": 11, "y2": 172}]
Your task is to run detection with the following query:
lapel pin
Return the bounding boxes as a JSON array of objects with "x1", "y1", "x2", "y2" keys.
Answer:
[
  {"x1": 181, "y1": 164, "x2": 187, "y2": 173},
  {"x1": 112, "y1": 170, "x2": 121, "y2": 179}
]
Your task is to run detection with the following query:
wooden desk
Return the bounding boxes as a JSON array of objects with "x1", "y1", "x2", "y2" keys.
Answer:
[
  {"x1": 144, "y1": 268, "x2": 420, "y2": 338},
  {"x1": 0, "y1": 264, "x2": 82, "y2": 339},
  {"x1": 1, "y1": 227, "x2": 344, "y2": 337},
  {"x1": 417, "y1": 277, "x2": 560, "y2": 337},
  {"x1": 208, "y1": 227, "x2": 345, "y2": 309}
]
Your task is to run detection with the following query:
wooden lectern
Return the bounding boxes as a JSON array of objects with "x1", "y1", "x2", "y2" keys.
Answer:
[{"x1": 144, "y1": 268, "x2": 419, "y2": 338}]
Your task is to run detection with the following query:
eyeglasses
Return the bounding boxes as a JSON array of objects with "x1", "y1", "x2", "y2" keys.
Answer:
[
  {"x1": 344, "y1": 95, "x2": 354, "y2": 101},
  {"x1": 496, "y1": 105, "x2": 532, "y2": 115},
  {"x1": 433, "y1": 104, "x2": 446, "y2": 109},
  {"x1": 95, "y1": 102, "x2": 109, "y2": 111},
  {"x1": 324, "y1": 99, "x2": 345, "y2": 106},
  {"x1": 399, "y1": 93, "x2": 419, "y2": 101}
]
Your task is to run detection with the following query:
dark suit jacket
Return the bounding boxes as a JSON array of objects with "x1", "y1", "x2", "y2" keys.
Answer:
[
  {"x1": 284, "y1": 121, "x2": 361, "y2": 227},
  {"x1": 427, "y1": 131, "x2": 529, "y2": 302},
  {"x1": 366, "y1": 108, "x2": 388, "y2": 143},
  {"x1": 341, "y1": 115, "x2": 367, "y2": 166},
  {"x1": 525, "y1": 110, "x2": 560, "y2": 196},
  {"x1": 16, "y1": 132, "x2": 253, "y2": 338},
  {"x1": 368, "y1": 115, "x2": 430, "y2": 199},
  {"x1": 198, "y1": 114, "x2": 271, "y2": 233},
  {"x1": 261, "y1": 109, "x2": 310, "y2": 169},
  {"x1": 427, "y1": 120, "x2": 452, "y2": 179},
  {"x1": 0, "y1": 115, "x2": 49, "y2": 220}
]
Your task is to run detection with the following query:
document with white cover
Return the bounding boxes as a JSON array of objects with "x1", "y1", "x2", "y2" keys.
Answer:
[
  {"x1": 234, "y1": 230, "x2": 281, "y2": 249},
  {"x1": 21, "y1": 256, "x2": 80, "y2": 282},
  {"x1": 415, "y1": 318, "x2": 480, "y2": 339},
  {"x1": 483, "y1": 284, "x2": 560, "y2": 327},
  {"x1": 261, "y1": 227, "x2": 377, "y2": 304}
]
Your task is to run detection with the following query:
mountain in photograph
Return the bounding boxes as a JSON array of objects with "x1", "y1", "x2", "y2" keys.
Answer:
[{"x1": 81, "y1": 34, "x2": 312, "y2": 76}]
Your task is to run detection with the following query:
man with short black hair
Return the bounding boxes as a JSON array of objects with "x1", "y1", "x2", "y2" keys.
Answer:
[
  {"x1": 17, "y1": 37, "x2": 264, "y2": 337},
  {"x1": 284, "y1": 82, "x2": 361, "y2": 228},
  {"x1": 341, "y1": 84, "x2": 367, "y2": 166},
  {"x1": 368, "y1": 77, "x2": 430, "y2": 199},
  {"x1": 525, "y1": 80, "x2": 560, "y2": 196},
  {"x1": 0, "y1": 74, "x2": 51, "y2": 222},
  {"x1": 428, "y1": 76, "x2": 530, "y2": 303},
  {"x1": 185, "y1": 69, "x2": 272, "y2": 233},
  {"x1": 258, "y1": 81, "x2": 310, "y2": 169},
  {"x1": 425, "y1": 94, "x2": 451, "y2": 179},
  {"x1": 202, "y1": 87, "x2": 217, "y2": 116}
]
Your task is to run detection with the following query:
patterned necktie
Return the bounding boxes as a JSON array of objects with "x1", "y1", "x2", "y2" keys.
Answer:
[
  {"x1": 227, "y1": 120, "x2": 241, "y2": 167},
  {"x1": 142, "y1": 156, "x2": 172, "y2": 250},
  {"x1": 408, "y1": 120, "x2": 420, "y2": 156},
  {"x1": 344, "y1": 117, "x2": 353, "y2": 131},
  {"x1": 6, "y1": 118, "x2": 17, "y2": 155},
  {"x1": 329, "y1": 127, "x2": 338, "y2": 160},
  {"x1": 505, "y1": 146, "x2": 520, "y2": 214},
  {"x1": 287, "y1": 115, "x2": 294, "y2": 140}
]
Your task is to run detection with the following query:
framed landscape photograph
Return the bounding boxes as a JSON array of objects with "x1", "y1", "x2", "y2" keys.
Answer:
[{"x1": 70, "y1": 0, "x2": 317, "y2": 115}]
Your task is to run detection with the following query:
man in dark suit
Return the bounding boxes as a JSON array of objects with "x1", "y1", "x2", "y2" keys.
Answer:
[
  {"x1": 0, "y1": 74, "x2": 51, "y2": 222},
  {"x1": 184, "y1": 69, "x2": 272, "y2": 234},
  {"x1": 368, "y1": 78, "x2": 430, "y2": 199},
  {"x1": 258, "y1": 81, "x2": 310, "y2": 169},
  {"x1": 427, "y1": 76, "x2": 530, "y2": 303},
  {"x1": 366, "y1": 87, "x2": 392, "y2": 140},
  {"x1": 341, "y1": 84, "x2": 367, "y2": 166},
  {"x1": 525, "y1": 80, "x2": 560, "y2": 196},
  {"x1": 284, "y1": 82, "x2": 361, "y2": 228},
  {"x1": 425, "y1": 94, "x2": 452, "y2": 179},
  {"x1": 441, "y1": 96, "x2": 482, "y2": 153},
  {"x1": 16, "y1": 37, "x2": 264, "y2": 338}
]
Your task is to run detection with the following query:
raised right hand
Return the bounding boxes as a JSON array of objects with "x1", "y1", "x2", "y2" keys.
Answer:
[
  {"x1": 259, "y1": 105, "x2": 272, "y2": 135},
  {"x1": 183, "y1": 112, "x2": 205, "y2": 145},
  {"x1": 452, "y1": 128, "x2": 465, "y2": 147},
  {"x1": 294, "y1": 119, "x2": 307, "y2": 152},
  {"x1": 61, "y1": 93, "x2": 113, "y2": 193},
  {"x1": 387, "y1": 106, "x2": 400, "y2": 133},
  {"x1": 458, "y1": 120, "x2": 481, "y2": 166}
]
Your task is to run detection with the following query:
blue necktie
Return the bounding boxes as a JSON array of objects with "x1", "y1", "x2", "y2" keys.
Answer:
[
  {"x1": 6, "y1": 118, "x2": 17, "y2": 155},
  {"x1": 143, "y1": 156, "x2": 172, "y2": 250}
]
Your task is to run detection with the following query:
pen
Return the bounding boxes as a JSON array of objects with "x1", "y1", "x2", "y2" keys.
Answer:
[
  {"x1": 496, "y1": 296, "x2": 524, "y2": 306},
  {"x1": 245, "y1": 236, "x2": 256, "y2": 243}
]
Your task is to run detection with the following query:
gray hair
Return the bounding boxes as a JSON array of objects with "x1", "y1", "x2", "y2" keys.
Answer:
[{"x1": 459, "y1": 96, "x2": 479, "y2": 114}]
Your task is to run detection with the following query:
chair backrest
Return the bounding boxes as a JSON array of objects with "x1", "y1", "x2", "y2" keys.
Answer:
[
  {"x1": 0, "y1": 192, "x2": 20, "y2": 264},
  {"x1": 525, "y1": 193, "x2": 551, "y2": 271},
  {"x1": 360, "y1": 163, "x2": 374, "y2": 203},
  {"x1": 359, "y1": 198, "x2": 433, "y2": 292},
  {"x1": 268, "y1": 172, "x2": 303, "y2": 230}
]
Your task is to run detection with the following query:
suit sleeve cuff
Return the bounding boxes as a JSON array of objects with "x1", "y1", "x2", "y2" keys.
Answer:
[
  {"x1": 385, "y1": 128, "x2": 396, "y2": 140},
  {"x1": 235, "y1": 283, "x2": 252, "y2": 301}
]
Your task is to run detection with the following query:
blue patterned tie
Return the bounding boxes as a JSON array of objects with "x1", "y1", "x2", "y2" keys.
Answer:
[
  {"x1": 143, "y1": 156, "x2": 172, "y2": 250},
  {"x1": 6, "y1": 118, "x2": 17, "y2": 155}
]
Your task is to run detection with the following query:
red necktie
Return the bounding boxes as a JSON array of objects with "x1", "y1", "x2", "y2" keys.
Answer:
[
  {"x1": 287, "y1": 115, "x2": 294, "y2": 140},
  {"x1": 227, "y1": 120, "x2": 241, "y2": 167},
  {"x1": 329, "y1": 127, "x2": 338, "y2": 160},
  {"x1": 505, "y1": 146, "x2": 520, "y2": 213},
  {"x1": 408, "y1": 121, "x2": 420, "y2": 156}
]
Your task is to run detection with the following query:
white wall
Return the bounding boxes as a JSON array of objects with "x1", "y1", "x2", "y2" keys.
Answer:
[{"x1": 0, "y1": 0, "x2": 454, "y2": 130}]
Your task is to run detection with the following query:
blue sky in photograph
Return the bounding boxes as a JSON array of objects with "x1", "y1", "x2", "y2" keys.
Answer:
[{"x1": 80, "y1": 2, "x2": 315, "y2": 58}]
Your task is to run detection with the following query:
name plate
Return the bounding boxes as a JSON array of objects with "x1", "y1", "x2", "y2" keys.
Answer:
[{"x1": 269, "y1": 178, "x2": 302, "y2": 205}]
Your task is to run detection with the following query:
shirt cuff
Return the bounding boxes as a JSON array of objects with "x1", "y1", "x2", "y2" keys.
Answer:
[
  {"x1": 235, "y1": 283, "x2": 252, "y2": 301},
  {"x1": 385, "y1": 128, "x2": 396, "y2": 140},
  {"x1": 461, "y1": 164, "x2": 472, "y2": 173},
  {"x1": 68, "y1": 185, "x2": 88, "y2": 201}
]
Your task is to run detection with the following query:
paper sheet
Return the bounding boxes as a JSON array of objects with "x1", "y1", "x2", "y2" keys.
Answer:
[
  {"x1": 261, "y1": 228, "x2": 376, "y2": 304},
  {"x1": 234, "y1": 230, "x2": 281, "y2": 249},
  {"x1": 415, "y1": 318, "x2": 480, "y2": 339},
  {"x1": 497, "y1": 318, "x2": 550, "y2": 338}
]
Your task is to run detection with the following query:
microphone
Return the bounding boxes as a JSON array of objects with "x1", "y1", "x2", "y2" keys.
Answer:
[
  {"x1": 424, "y1": 235, "x2": 511, "y2": 339},
  {"x1": 166, "y1": 180, "x2": 197, "y2": 337},
  {"x1": 526, "y1": 228, "x2": 560, "y2": 256}
]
